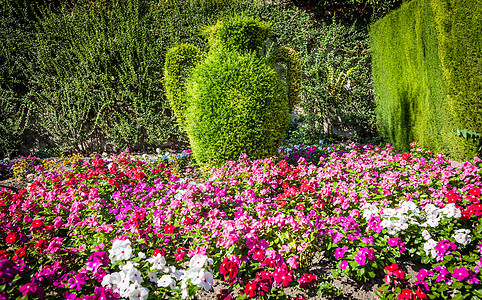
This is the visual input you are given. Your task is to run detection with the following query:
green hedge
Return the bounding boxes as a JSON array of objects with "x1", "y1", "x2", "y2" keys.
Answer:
[{"x1": 370, "y1": 0, "x2": 480, "y2": 160}]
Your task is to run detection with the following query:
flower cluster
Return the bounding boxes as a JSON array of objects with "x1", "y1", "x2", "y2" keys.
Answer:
[{"x1": 1, "y1": 144, "x2": 481, "y2": 299}]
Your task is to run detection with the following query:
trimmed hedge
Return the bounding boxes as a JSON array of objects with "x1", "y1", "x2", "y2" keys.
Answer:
[
  {"x1": 370, "y1": 0, "x2": 481, "y2": 160},
  {"x1": 165, "y1": 16, "x2": 299, "y2": 165}
]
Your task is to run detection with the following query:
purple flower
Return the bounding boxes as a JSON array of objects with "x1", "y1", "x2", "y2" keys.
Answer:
[
  {"x1": 332, "y1": 232, "x2": 344, "y2": 243},
  {"x1": 434, "y1": 266, "x2": 451, "y2": 282},
  {"x1": 360, "y1": 236, "x2": 374, "y2": 245},
  {"x1": 354, "y1": 251, "x2": 367, "y2": 266},
  {"x1": 68, "y1": 272, "x2": 88, "y2": 291},
  {"x1": 0, "y1": 258, "x2": 19, "y2": 284},
  {"x1": 434, "y1": 240, "x2": 457, "y2": 261},
  {"x1": 467, "y1": 270, "x2": 479, "y2": 284},
  {"x1": 334, "y1": 247, "x2": 348, "y2": 259},
  {"x1": 452, "y1": 267, "x2": 469, "y2": 281},
  {"x1": 20, "y1": 281, "x2": 44, "y2": 299}
]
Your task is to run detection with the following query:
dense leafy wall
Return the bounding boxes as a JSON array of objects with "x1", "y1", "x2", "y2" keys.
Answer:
[{"x1": 370, "y1": 0, "x2": 480, "y2": 160}]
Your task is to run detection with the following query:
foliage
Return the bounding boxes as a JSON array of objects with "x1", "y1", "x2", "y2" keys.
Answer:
[
  {"x1": 0, "y1": 1, "x2": 36, "y2": 157},
  {"x1": 298, "y1": 18, "x2": 377, "y2": 143},
  {"x1": 431, "y1": 0, "x2": 482, "y2": 152},
  {"x1": 453, "y1": 129, "x2": 482, "y2": 156},
  {"x1": 166, "y1": 16, "x2": 300, "y2": 166},
  {"x1": 285, "y1": 0, "x2": 405, "y2": 24},
  {"x1": 370, "y1": 0, "x2": 481, "y2": 160}
]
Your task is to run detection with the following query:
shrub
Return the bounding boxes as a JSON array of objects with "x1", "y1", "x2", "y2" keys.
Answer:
[
  {"x1": 297, "y1": 19, "x2": 377, "y2": 144},
  {"x1": 165, "y1": 16, "x2": 300, "y2": 165},
  {"x1": 370, "y1": 0, "x2": 480, "y2": 160}
]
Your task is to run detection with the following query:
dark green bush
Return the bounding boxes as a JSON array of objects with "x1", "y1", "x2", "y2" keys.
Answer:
[{"x1": 296, "y1": 19, "x2": 376, "y2": 144}]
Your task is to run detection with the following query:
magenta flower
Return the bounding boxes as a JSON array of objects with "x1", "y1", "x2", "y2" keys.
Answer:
[
  {"x1": 20, "y1": 281, "x2": 44, "y2": 299},
  {"x1": 452, "y1": 267, "x2": 469, "y2": 281},
  {"x1": 340, "y1": 260, "x2": 349, "y2": 270},
  {"x1": 334, "y1": 247, "x2": 348, "y2": 259}
]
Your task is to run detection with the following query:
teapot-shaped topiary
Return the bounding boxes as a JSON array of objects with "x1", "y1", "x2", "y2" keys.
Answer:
[{"x1": 164, "y1": 15, "x2": 301, "y2": 166}]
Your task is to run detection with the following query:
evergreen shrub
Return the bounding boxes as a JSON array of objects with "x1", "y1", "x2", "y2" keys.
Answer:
[
  {"x1": 370, "y1": 0, "x2": 481, "y2": 159},
  {"x1": 165, "y1": 16, "x2": 299, "y2": 165}
]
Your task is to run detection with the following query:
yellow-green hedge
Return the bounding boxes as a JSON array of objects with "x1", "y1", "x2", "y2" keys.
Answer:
[{"x1": 370, "y1": 0, "x2": 481, "y2": 160}]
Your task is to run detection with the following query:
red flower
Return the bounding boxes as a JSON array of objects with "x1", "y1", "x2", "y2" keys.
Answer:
[
  {"x1": 0, "y1": 250, "x2": 9, "y2": 259},
  {"x1": 415, "y1": 288, "x2": 427, "y2": 299},
  {"x1": 12, "y1": 248, "x2": 25, "y2": 260},
  {"x1": 279, "y1": 160, "x2": 288, "y2": 170},
  {"x1": 244, "y1": 281, "x2": 257, "y2": 298},
  {"x1": 397, "y1": 289, "x2": 414, "y2": 300},
  {"x1": 164, "y1": 225, "x2": 176, "y2": 234},
  {"x1": 152, "y1": 248, "x2": 165, "y2": 257},
  {"x1": 220, "y1": 258, "x2": 238, "y2": 282},
  {"x1": 470, "y1": 187, "x2": 481, "y2": 196},
  {"x1": 31, "y1": 219, "x2": 44, "y2": 229},
  {"x1": 108, "y1": 179, "x2": 119, "y2": 188},
  {"x1": 401, "y1": 153, "x2": 411, "y2": 161},
  {"x1": 217, "y1": 289, "x2": 234, "y2": 300},
  {"x1": 446, "y1": 190, "x2": 458, "y2": 203},
  {"x1": 273, "y1": 267, "x2": 293, "y2": 287},
  {"x1": 298, "y1": 273, "x2": 317, "y2": 289},
  {"x1": 6, "y1": 231, "x2": 18, "y2": 244},
  {"x1": 295, "y1": 203, "x2": 305, "y2": 211},
  {"x1": 384, "y1": 263, "x2": 399, "y2": 272}
]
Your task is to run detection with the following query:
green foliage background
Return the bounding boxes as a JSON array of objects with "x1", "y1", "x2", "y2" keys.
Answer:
[
  {"x1": 370, "y1": 0, "x2": 480, "y2": 160},
  {"x1": 1, "y1": 0, "x2": 388, "y2": 157}
]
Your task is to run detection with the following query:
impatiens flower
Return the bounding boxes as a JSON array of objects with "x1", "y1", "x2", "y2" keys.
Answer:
[
  {"x1": 108, "y1": 239, "x2": 133, "y2": 263},
  {"x1": 5, "y1": 232, "x2": 18, "y2": 244},
  {"x1": 334, "y1": 246, "x2": 348, "y2": 259},
  {"x1": 244, "y1": 281, "x2": 257, "y2": 298},
  {"x1": 199, "y1": 271, "x2": 214, "y2": 291},
  {"x1": 128, "y1": 283, "x2": 149, "y2": 300},
  {"x1": 286, "y1": 255, "x2": 299, "y2": 269},
  {"x1": 220, "y1": 258, "x2": 238, "y2": 282},
  {"x1": 397, "y1": 288, "x2": 414, "y2": 300},
  {"x1": 340, "y1": 260, "x2": 348, "y2": 270},
  {"x1": 157, "y1": 274, "x2": 176, "y2": 289},
  {"x1": 20, "y1": 281, "x2": 44, "y2": 299},
  {"x1": 453, "y1": 229, "x2": 471, "y2": 246},
  {"x1": 146, "y1": 253, "x2": 166, "y2": 271},
  {"x1": 298, "y1": 273, "x2": 317, "y2": 289},
  {"x1": 273, "y1": 267, "x2": 293, "y2": 287},
  {"x1": 452, "y1": 266, "x2": 469, "y2": 281}
]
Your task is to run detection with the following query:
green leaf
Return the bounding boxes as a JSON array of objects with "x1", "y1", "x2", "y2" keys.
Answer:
[
  {"x1": 452, "y1": 293, "x2": 464, "y2": 300},
  {"x1": 369, "y1": 271, "x2": 376, "y2": 278},
  {"x1": 474, "y1": 289, "x2": 482, "y2": 297}
]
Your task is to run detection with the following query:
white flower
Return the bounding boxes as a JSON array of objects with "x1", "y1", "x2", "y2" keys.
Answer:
[
  {"x1": 425, "y1": 216, "x2": 440, "y2": 228},
  {"x1": 147, "y1": 271, "x2": 158, "y2": 283},
  {"x1": 423, "y1": 239, "x2": 438, "y2": 258},
  {"x1": 453, "y1": 229, "x2": 471, "y2": 246},
  {"x1": 125, "y1": 266, "x2": 144, "y2": 284},
  {"x1": 128, "y1": 283, "x2": 149, "y2": 300},
  {"x1": 146, "y1": 253, "x2": 167, "y2": 271},
  {"x1": 422, "y1": 230, "x2": 431, "y2": 240},
  {"x1": 199, "y1": 271, "x2": 214, "y2": 291},
  {"x1": 157, "y1": 274, "x2": 176, "y2": 289},
  {"x1": 171, "y1": 269, "x2": 184, "y2": 281},
  {"x1": 442, "y1": 203, "x2": 461, "y2": 218},
  {"x1": 138, "y1": 252, "x2": 146, "y2": 259},
  {"x1": 181, "y1": 280, "x2": 189, "y2": 299},
  {"x1": 109, "y1": 239, "x2": 133, "y2": 263},
  {"x1": 101, "y1": 274, "x2": 112, "y2": 288},
  {"x1": 189, "y1": 255, "x2": 208, "y2": 271}
]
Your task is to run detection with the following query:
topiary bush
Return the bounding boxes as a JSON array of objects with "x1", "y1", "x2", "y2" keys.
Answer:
[{"x1": 164, "y1": 15, "x2": 301, "y2": 165}]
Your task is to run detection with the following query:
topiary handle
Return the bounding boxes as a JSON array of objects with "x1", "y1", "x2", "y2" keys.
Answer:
[
  {"x1": 268, "y1": 46, "x2": 302, "y2": 111},
  {"x1": 163, "y1": 43, "x2": 202, "y2": 130}
]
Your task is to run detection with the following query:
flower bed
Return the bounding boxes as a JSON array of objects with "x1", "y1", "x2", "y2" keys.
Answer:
[{"x1": 1, "y1": 144, "x2": 482, "y2": 299}]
